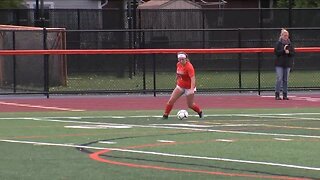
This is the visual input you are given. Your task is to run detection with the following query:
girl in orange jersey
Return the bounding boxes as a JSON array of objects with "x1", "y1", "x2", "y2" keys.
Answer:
[{"x1": 162, "y1": 52, "x2": 203, "y2": 119}]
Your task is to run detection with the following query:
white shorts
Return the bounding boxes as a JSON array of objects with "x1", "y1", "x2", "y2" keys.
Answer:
[{"x1": 176, "y1": 85, "x2": 197, "y2": 96}]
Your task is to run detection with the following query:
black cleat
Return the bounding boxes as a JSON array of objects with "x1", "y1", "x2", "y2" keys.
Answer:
[
  {"x1": 198, "y1": 111, "x2": 203, "y2": 118},
  {"x1": 162, "y1": 114, "x2": 168, "y2": 119},
  {"x1": 283, "y1": 97, "x2": 289, "y2": 100}
]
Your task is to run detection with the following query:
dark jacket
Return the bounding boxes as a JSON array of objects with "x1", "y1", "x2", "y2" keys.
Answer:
[{"x1": 274, "y1": 41, "x2": 295, "y2": 68}]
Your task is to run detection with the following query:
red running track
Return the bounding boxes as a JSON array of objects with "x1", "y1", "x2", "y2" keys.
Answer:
[{"x1": 0, "y1": 94, "x2": 320, "y2": 112}]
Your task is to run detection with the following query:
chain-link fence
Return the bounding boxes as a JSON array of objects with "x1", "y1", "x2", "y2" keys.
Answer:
[
  {"x1": 0, "y1": 27, "x2": 66, "y2": 96},
  {"x1": 1, "y1": 28, "x2": 320, "y2": 96},
  {"x1": 0, "y1": 8, "x2": 320, "y2": 96}
]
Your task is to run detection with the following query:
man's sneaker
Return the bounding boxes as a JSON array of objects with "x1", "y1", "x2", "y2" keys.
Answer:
[
  {"x1": 275, "y1": 96, "x2": 282, "y2": 100},
  {"x1": 162, "y1": 114, "x2": 168, "y2": 119},
  {"x1": 198, "y1": 111, "x2": 203, "y2": 118}
]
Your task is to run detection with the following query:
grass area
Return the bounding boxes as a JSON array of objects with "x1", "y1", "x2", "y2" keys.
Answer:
[
  {"x1": 50, "y1": 70, "x2": 320, "y2": 92},
  {"x1": 0, "y1": 108, "x2": 319, "y2": 179}
]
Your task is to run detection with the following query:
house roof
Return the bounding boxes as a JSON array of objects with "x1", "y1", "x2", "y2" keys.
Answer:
[
  {"x1": 139, "y1": 0, "x2": 171, "y2": 8},
  {"x1": 138, "y1": 0, "x2": 201, "y2": 9},
  {"x1": 197, "y1": 0, "x2": 227, "y2": 6}
]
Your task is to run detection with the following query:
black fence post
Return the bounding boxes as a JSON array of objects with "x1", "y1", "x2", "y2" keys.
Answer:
[
  {"x1": 202, "y1": 11, "x2": 206, "y2": 62},
  {"x1": 237, "y1": 28, "x2": 242, "y2": 92},
  {"x1": 258, "y1": 52, "x2": 261, "y2": 95},
  {"x1": 12, "y1": 31, "x2": 16, "y2": 93},
  {"x1": 259, "y1": 11, "x2": 263, "y2": 95},
  {"x1": 142, "y1": 55, "x2": 146, "y2": 94},
  {"x1": 43, "y1": 27, "x2": 49, "y2": 98},
  {"x1": 153, "y1": 54, "x2": 156, "y2": 97},
  {"x1": 128, "y1": 55, "x2": 133, "y2": 79},
  {"x1": 202, "y1": 10, "x2": 205, "y2": 49},
  {"x1": 141, "y1": 31, "x2": 146, "y2": 94}
]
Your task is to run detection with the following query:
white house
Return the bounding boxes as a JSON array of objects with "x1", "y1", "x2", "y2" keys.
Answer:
[
  {"x1": 24, "y1": 0, "x2": 102, "y2": 9},
  {"x1": 22, "y1": 0, "x2": 103, "y2": 29}
]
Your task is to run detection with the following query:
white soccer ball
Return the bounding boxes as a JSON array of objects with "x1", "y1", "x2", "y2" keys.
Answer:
[{"x1": 177, "y1": 110, "x2": 188, "y2": 120}]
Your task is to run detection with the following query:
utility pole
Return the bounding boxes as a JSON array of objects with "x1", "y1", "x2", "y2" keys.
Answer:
[
  {"x1": 35, "y1": 0, "x2": 39, "y2": 26},
  {"x1": 132, "y1": 0, "x2": 137, "y2": 30},
  {"x1": 288, "y1": 0, "x2": 292, "y2": 27},
  {"x1": 34, "y1": 0, "x2": 45, "y2": 27},
  {"x1": 40, "y1": 0, "x2": 45, "y2": 27}
]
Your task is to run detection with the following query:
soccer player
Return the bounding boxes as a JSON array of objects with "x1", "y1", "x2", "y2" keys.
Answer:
[{"x1": 162, "y1": 52, "x2": 203, "y2": 119}]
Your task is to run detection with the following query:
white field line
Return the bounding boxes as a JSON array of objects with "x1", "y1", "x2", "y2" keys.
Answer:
[
  {"x1": 216, "y1": 139, "x2": 234, "y2": 142},
  {"x1": 274, "y1": 138, "x2": 293, "y2": 141},
  {"x1": 0, "y1": 139, "x2": 319, "y2": 171},
  {"x1": 262, "y1": 124, "x2": 320, "y2": 130},
  {"x1": 98, "y1": 141, "x2": 117, "y2": 144},
  {"x1": 151, "y1": 123, "x2": 266, "y2": 127},
  {"x1": 1, "y1": 113, "x2": 320, "y2": 120},
  {"x1": 236, "y1": 114, "x2": 320, "y2": 121},
  {"x1": 65, "y1": 125, "x2": 132, "y2": 129},
  {"x1": 157, "y1": 140, "x2": 176, "y2": 143},
  {"x1": 1, "y1": 117, "x2": 320, "y2": 139},
  {"x1": 199, "y1": 121, "x2": 320, "y2": 130},
  {"x1": 0, "y1": 101, "x2": 85, "y2": 112}
]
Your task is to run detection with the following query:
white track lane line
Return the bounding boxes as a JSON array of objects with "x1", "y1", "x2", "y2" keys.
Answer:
[{"x1": 0, "y1": 101, "x2": 85, "y2": 112}]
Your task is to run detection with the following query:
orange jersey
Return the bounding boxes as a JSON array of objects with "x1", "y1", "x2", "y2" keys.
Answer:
[{"x1": 176, "y1": 61, "x2": 195, "y2": 89}]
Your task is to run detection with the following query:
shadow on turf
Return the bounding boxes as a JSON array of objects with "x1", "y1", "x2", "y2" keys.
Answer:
[{"x1": 74, "y1": 132, "x2": 311, "y2": 179}]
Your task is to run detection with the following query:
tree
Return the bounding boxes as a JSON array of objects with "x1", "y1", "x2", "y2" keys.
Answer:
[
  {"x1": 0, "y1": 0, "x2": 24, "y2": 8},
  {"x1": 275, "y1": 0, "x2": 320, "y2": 8}
]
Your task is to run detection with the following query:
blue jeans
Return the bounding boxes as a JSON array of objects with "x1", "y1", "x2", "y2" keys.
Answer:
[{"x1": 275, "y1": 66, "x2": 291, "y2": 93}]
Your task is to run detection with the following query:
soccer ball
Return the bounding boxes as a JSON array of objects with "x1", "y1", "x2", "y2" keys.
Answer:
[{"x1": 177, "y1": 110, "x2": 188, "y2": 120}]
